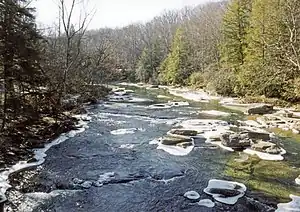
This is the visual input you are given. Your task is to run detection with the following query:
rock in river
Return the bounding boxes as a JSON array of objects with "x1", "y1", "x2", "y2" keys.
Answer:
[
  {"x1": 160, "y1": 136, "x2": 193, "y2": 146},
  {"x1": 220, "y1": 133, "x2": 251, "y2": 149},
  {"x1": 247, "y1": 104, "x2": 274, "y2": 115},
  {"x1": 204, "y1": 179, "x2": 247, "y2": 205},
  {"x1": 251, "y1": 141, "x2": 281, "y2": 154},
  {"x1": 167, "y1": 129, "x2": 198, "y2": 137}
]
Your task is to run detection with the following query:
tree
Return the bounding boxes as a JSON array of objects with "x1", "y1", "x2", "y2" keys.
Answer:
[
  {"x1": 57, "y1": 0, "x2": 94, "y2": 97},
  {"x1": 159, "y1": 27, "x2": 193, "y2": 85},
  {"x1": 136, "y1": 40, "x2": 163, "y2": 83},
  {"x1": 0, "y1": 0, "x2": 46, "y2": 129},
  {"x1": 238, "y1": 0, "x2": 284, "y2": 97},
  {"x1": 220, "y1": 0, "x2": 252, "y2": 70}
]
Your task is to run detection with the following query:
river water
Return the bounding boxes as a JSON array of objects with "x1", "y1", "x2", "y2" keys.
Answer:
[{"x1": 5, "y1": 85, "x2": 300, "y2": 212}]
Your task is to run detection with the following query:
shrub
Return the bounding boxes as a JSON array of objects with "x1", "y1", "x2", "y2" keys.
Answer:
[
  {"x1": 189, "y1": 72, "x2": 205, "y2": 88},
  {"x1": 203, "y1": 65, "x2": 238, "y2": 96}
]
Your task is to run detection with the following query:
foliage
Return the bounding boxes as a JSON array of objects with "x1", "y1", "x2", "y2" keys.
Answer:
[
  {"x1": 159, "y1": 28, "x2": 193, "y2": 85},
  {"x1": 0, "y1": 0, "x2": 48, "y2": 128},
  {"x1": 136, "y1": 41, "x2": 163, "y2": 83},
  {"x1": 204, "y1": 65, "x2": 238, "y2": 96},
  {"x1": 188, "y1": 72, "x2": 205, "y2": 88},
  {"x1": 220, "y1": 0, "x2": 252, "y2": 70}
]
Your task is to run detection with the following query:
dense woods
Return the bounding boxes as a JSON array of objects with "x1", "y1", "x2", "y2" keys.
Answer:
[
  {"x1": 92, "y1": 0, "x2": 300, "y2": 103},
  {"x1": 1, "y1": 0, "x2": 300, "y2": 147}
]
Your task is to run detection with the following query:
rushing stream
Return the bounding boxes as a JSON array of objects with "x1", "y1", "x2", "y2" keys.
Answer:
[{"x1": 3, "y1": 85, "x2": 300, "y2": 211}]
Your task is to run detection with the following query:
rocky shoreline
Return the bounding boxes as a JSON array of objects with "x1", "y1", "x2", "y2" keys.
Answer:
[{"x1": 0, "y1": 86, "x2": 110, "y2": 209}]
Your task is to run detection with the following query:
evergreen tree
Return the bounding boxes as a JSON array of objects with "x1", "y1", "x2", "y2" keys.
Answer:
[
  {"x1": 136, "y1": 40, "x2": 163, "y2": 83},
  {"x1": 0, "y1": 0, "x2": 45, "y2": 129},
  {"x1": 220, "y1": 0, "x2": 252, "y2": 70},
  {"x1": 159, "y1": 28, "x2": 193, "y2": 85},
  {"x1": 238, "y1": 0, "x2": 284, "y2": 97}
]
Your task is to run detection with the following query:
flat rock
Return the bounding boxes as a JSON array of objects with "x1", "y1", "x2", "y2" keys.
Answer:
[
  {"x1": 160, "y1": 136, "x2": 193, "y2": 146},
  {"x1": 204, "y1": 179, "x2": 247, "y2": 205},
  {"x1": 208, "y1": 188, "x2": 241, "y2": 197},
  {"x1": 247, "y1": 104, "x2": 274, "y2": 115},
  {"x1": 251, "y1": 141, "x2": 279, "y2": 154},
  {"x1": 167, "y1": 129, "x2": 198, "y2": 137}
]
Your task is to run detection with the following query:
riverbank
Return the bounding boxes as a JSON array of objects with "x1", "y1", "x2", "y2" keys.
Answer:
[
  {"x1": 0, "y1": 85, "x2": 111, "y2": 207},
  {"x1": 119, "y1": 82, "x2": 299, "y2": 109}
]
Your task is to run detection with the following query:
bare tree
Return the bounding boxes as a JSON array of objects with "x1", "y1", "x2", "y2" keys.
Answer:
[{"x1": 58, "y1": 0, "x2": 95, "y2": 96}]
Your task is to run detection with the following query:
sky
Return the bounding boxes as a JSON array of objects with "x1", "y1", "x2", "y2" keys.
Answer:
[{"x1": 32, "y1": 0, "x2": 214, "y2": 29}]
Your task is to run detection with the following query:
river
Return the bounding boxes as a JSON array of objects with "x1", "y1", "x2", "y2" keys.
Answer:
[{"x1": 4, "y1": 85, "x2": 300, "y2": 212}]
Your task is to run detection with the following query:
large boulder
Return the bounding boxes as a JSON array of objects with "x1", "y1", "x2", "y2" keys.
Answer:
[
  {"x1": 247, "y1": 104, "x2": 274, "y2": 115},
  {"x1": 220, "y1": 133, "x2": 251, "y2": 149},
  {"x1": 251, "y1": 140, "x2": 281, "y2": 154}
]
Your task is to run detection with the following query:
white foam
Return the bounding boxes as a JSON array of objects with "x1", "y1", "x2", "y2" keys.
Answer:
[
  {"x1": 110, "y1": 128, "x2": 144, "y2": 135},
  {"x1": 180, "y1": 119, "x2": 229, "y2": 133},
  {"x1": 157, "y1": 95, "x2": 170, "y2": 99},
  {"x1": 157, "y1": 142, "x2": 194, "y2": 156},
  {"x1": 198, "y1": 199, "x2": 215, "y2": 208},
  {"x1": 149, "y1": 138, "x2": 160, "y2": 145},
  {"x1": 119, "y1": 144, "x2": 135, "y2": 149},
  {"x1": 199, "y1": 110, "x2": 230, "y2": 117},
  {"x1": 243, "y1": 148, "x2": 286, "y2": 161},
  {"x1": 128, "y1": 97, "x2": 153, "y2": 103},
  {"x1": 184, "y1": 191, "x2": 200, "y2": 200},
  {"x1": 276, "y1": 194, "x2": 300, "y2": 212},
  {"x1": 204, "y1": 179, "x2": 247, "y2": 205},
  {"x1": 108, "y1": 95, "x2": 131, "y2": 102},
  {"x1": 97, "y1": 172, "x2": 115, "y2": 184},
  {"x1": 0, "y1": 115, "x2": 90, "y2": 198},
  {"x1": 16, "y1": 190, "x2": 78, "y2": 212},
  {"x1": 296, "y1": 177, "x2": 300, "y2": 185}
]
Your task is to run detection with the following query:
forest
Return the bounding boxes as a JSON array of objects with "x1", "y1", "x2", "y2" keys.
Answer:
[{"x1": 1, "y1": 0, "x2": 300, "y2": 152}]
